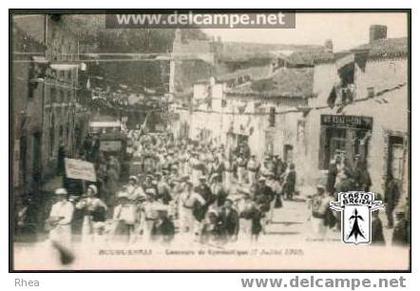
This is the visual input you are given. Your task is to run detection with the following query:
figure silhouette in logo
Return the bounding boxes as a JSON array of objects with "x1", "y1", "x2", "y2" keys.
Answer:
[{"x1": 347, "y1": 208, "x2": 365, "y2": 241}]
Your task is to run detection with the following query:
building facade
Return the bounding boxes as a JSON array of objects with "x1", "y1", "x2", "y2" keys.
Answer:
[
  {"x1": 12, "y1": 15, "x2": 90, "y2": 207},
  {"x1": 173, "y1": 67, "x2": 315, "y2": 186},
  {"x1": 172, "y1": 25, "x2": 409, "y2": 198},
  {"x1": 305, "y1": 29, "x2": 408, "y2": 197}
]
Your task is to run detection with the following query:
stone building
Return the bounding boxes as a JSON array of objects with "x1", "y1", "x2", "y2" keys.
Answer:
[
  {"x1": 304, "y1": 26, "x2": 409, "y2": 197},
  {"x1": 12, "y1": 15, "x2": 90, "y2": 208},
  {"x1": 173, "y1": 66, "x2": 315, "y2": 188},
  {"x1": 172, "y1": 25, "x2": 409, "y2": 198}
]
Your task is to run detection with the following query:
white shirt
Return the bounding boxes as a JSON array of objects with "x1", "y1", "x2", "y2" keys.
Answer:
[
  {"x1": 113, "y1": 204, "x2": 137, "y2": 225},
  {"x1": 50, "y1": 201, "x2": 74, "y2": 225},
  {"x1": 179, "y1": 191, "x2": 206, "y2": 208},
  {"x1": 126, "y1": 184, "x2": 145, "y2": 200}
]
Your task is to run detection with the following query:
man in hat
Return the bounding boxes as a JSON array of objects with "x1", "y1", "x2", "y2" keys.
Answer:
[
  {"x1": 260, "y1": 155, "x2": 273, "y2": 178},
  {"x1": 237, "y1": 190, "x2": 263, "y2": 242},
  {"x1": 112, "y1": 191, "x2": 138, "y2": 243},
  {"x1": 168, "y1": 165, "x2": 179, "y2": 185},
  {"x1": 189, "y1": 152, "x2": 202, "y2": 186},
  {"x1": 76, "y1": 184, "x2": 108, "y2": 243},
  {"x1": 392, "y1": 209, "x2": 409, "y2": 247},
  {"x1": 151, "y1": 205, "x2": 175, "y2": 244},
  {"x1": 47, "y1": 188, "x2": 74, "y2": 247},
  {"x1": 247, "y1": 154, "x2": 260, "y2": 185},
  {"x1": 178, "y1": 181, "x2": 206, "y2": 235},
  {"x1": 308, "y1": 184, "x2": 330, "y2": 238},
  {"x1": 274, "y1": 155, "x2": 286, "y2": 180},
  {"x1": 126, "y1": 176, "x2": 145, "y2": 201},
  {"x1": 222, "y1": 153, "x2": 235, "y2": 190},
  {"x1": 210, "y1": 173, "x2": 228, "y2": 207},
  {"x1": 326, "y1": 156, "x2": 341, "y2": 195},
  {"x1": 143, "y1": 174, "x2": 157, "y2": 194},
  {"x1": 384, "y1": 173, "x2": 401, "y2": 228},
  {"x1": 195, "y1": 175, "x2": 214, "y2": 204},
  {"x1": 209, "y1": 156, "x2": 225, "y2": 183},
  {"x1": 156, "y1": 172, "x2": 172, "y2": 205},
  {"x1": 218, "y1": 198, "x2": 239, "y2": 241},
  {"x1": 200, "y1": 209, "x2": 226, "y2": 245},
  {"x1": 353, "y1": 158, "x2": 372, "y2": 192},
  {"x1": 282, "y1": 163, "x2": 296, "y2": 200},
  {"x1": 371, "y1": 210, "x2": 385, "y2": 246},
  {"x1": 140, "y1": 188, "x2": 162, "y2": 241},
  {"x1": 236, "y1": 153, "x2": 248, "y2": 184},
  {"x1": 255, "y1": 177, "x2": 275, "y2": 227},
  {"x1": 265, "y1": 172, "x2": 282, "y2": 220}
]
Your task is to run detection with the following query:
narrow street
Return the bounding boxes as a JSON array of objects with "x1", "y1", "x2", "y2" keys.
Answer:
[{"x1": 11, "y1": 12, "x2": 410, "y2": 271}]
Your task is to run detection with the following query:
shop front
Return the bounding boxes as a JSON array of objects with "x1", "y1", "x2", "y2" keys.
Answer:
[{"x1": 319, "y1": 114, "x2": 373, "y2": 170}]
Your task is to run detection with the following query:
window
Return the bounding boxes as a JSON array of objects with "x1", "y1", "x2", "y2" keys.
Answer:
[
  {"x1": 367, "y1": 87, "x2": 375, "y2": 98},
  {"x1": 320, "y1": 127, "x2": 347, "y2": 169},
  {"x1": 268, "y1": 107, "x2": 276, "y2": 127},
  {"x1": 319, "y1": 115, "x2": 373, "y2": 169},
  {"x1": 19, "y1": 135, "x2": 27, "y2": 186},
  {"x1": 387, "y1": 135, "x2": 405, "y2": 182},
  {"x1": 56, "y1": 89, "x2": 62, "y2": 103},
  {"x1": 283, "y1": 144, "x2": 294, "y2": 163},
  {"x1": 49, "y1": 114, "x2": 55, "y2": 158},
  {"x1": 28, "y1": 81, "x2": 36, "y2": 99},
  {"x1": 28, "y1": 63, "x2": 37, "y2": 99},
  {"x1": 50, "y1": 86, "x2": 56, "y2": 103},
  {"x1": 32, "y1": 132, "x2": 42, "y2": 180}
]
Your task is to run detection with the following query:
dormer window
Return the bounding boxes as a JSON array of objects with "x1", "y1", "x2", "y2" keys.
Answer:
[{"x1": 367, "y1": 87, "x2": 375, "y2": 98}]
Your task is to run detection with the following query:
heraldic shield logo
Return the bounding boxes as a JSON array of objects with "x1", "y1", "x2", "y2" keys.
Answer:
[{"x1": 330, "y1": 192, "x2": 383, "y2": 245}]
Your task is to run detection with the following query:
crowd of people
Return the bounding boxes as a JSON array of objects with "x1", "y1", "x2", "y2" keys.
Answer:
[
  {"x1": 307, "y1": 153, "x2": 409, "y2": 246},
  {"x1": 45, "y1": 126, "x2": 409, "y2": 250},
  {"x1": 47, "y1": 129, "x2": 301, "y2": 248}
]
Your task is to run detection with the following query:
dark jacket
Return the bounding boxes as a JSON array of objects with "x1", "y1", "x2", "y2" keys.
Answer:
[
  {"x1": 219, "y1": 208, "x2": 239, "y2": 236},
  {"x1": 385, "y1": 179, "x2": 401, "y2": 208},
  {"x1": 283, "y1": 170, "x2": 296, "y2": 195},
  {"x1": 371, "y1": 216, "x2": 385, "y2": 246},
  {"x1": 392, "y1": 218, "x2": 409, "y2": 247},
  {"x1": 152, "y1": 217, "x2": 175, "y2": 243},
  {"x1": 193, "y1": 184, "x2": 216, "y2": 221},
  {"x1": 336, "y1": 177, "x2": 356, "y2": 193},
  {"x1": 326, "y1": 163, "x2": 338, "y2": 193},
  {"x1": 194, "y1": 184, "x2": 215, "y2": 206},
  {"x1": 240, "y1": 206, "x2": 263, "y2": 235},
  {"x1": 354, "y1": 166, "x2": 372, "y2": 191}
]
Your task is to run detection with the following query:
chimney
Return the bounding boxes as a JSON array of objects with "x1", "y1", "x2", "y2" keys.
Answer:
[
  {"x1": 324, "y1": 39, "x2": 333, "y2": 52},
  {"x1": 369, "y1": 25, "x2": 387, "y2": 43}
]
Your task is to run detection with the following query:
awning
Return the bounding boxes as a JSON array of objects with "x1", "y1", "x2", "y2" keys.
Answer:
[
  {"x1": 32, "y1": 56, "x2": 49, "y2": 64},
  {"x1": 50, "y1": 63, "x2": 80, "y2": 71}
]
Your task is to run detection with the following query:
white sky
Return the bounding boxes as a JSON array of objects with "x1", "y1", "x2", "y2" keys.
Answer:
[{"x1": 203, "y1": 12, "x2": 408, "y2": 51}]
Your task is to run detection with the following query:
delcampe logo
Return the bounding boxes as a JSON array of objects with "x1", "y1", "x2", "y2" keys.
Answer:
[{"x1": 330, "y1": 192, "x2": 383, "y2": 245}]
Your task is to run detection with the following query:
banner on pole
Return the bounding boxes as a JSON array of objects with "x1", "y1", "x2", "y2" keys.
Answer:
[{"x1": 65, "y1": 158, "x2": 97, "y2": 182}]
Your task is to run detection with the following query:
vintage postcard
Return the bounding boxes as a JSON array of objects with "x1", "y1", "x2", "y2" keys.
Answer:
[{"x1": 10, "y1": 10, "x2": 410, "y2": 271}]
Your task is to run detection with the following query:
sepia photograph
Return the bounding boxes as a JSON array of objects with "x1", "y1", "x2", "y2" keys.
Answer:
[{"x1": 10, "y1": 9, "x2": 411, "y2": 271}]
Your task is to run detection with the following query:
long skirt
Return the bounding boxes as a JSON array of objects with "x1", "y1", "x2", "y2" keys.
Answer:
[
  {"x1": 248, "y1": 170, "x2": 257, "y2": 185},
  {"x1": 237, "y1": 167, "x2": 247, "y2": 184},
  {"x1": 238, "y1": 218, "x2": 253, "y2": 241},
  {"x1": 179, "y1": 207, "x2": 195, "y2": 234},
  {"x1": 311, "y1": 217, "x2": 327, "y2": 237}
]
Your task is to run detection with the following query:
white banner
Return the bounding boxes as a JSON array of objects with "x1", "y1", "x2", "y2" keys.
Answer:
[{"x1": 64, "y1": 158, "x2": 96, "y2": 182}]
